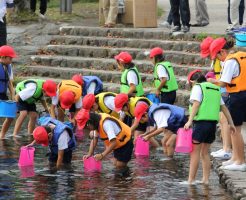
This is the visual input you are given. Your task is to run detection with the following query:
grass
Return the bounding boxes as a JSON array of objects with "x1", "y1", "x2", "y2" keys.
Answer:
[{"x1": 195, "y1": 33, "x2": 222, "y2": 41}]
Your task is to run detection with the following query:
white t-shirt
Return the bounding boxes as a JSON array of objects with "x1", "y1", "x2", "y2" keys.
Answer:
[
  {"x1": 127, "y1": 70, "x2": 138, "y2": 85},
  {"x1": 87, "y1": 81, "x2": 96, "y2": 94},
  {"x1": 18, "y1": 82, "x2": 44, "y2": 101},
  {"x1": 0, "y1": 0, "x2": 14, "y2": 22},
  {"x1": 220, "y1": 59, "x2": 240, "y2": 84},
  {"x1": 153, "y1": 109, "x2": 171, "y2": 129},
  {"x1": 102, "y1": 119, "x2": 121, "y2": 141},
  {"x1": 157, "y1": 64, "x2": 169, "y2": 80},
  {"x1": 104, "y1": 95, "x2": 115, "y2": 111},
  {"x1": 52, "y1": 90, "x2": 82, "y2": 109},
  {"x1": 57, "y1": 130, "x2": 71, "y2": 150},
  {"x1": 190, "y1": 85, "x2": 224, "y2": 105}
]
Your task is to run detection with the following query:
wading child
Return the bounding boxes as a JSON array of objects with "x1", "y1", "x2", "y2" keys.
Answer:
[
  {"x1": 184, "y1": 70, "x2": 235, "y2": 184},
  {"x1": 76, "y1": 110, "x2": 133, "y2": 174},
  {"x1": 13, "y1": 79, "x2": 57, "y2": 137},
  {"x1": 0, "y1": 45, "x2": 16, "y2": 139},
  {"x1": 134, "y1": 102, "x2": 186, "y2": 157}
]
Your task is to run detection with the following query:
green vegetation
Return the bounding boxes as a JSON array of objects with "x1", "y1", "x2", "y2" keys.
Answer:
[{"x1": 195, "y1": 33, "x2": 224, "y2": 41}]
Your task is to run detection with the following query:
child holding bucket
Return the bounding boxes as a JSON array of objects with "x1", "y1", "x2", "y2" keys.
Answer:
[
  {"x1": 76, "y1": 109, "x2": 133, "y2": 174},
  {"x1": 133, "y1": 102, "x2": 187, "y2": 157},
  {"x1": 13, "y1": 79, "x2": 57, "y2": 137},
  {"x1": 0, "y1": 45, "x2": 16, "y2": 139},
  {"x1": 184, "y1": 70, "x2": 236, "y2": 184},
  {"x1": 28, "y1": 116, "x2": 76, "y2": 170}
]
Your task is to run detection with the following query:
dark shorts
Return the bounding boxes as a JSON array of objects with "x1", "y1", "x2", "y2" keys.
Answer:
[
  {"x1": 227, "y1": 91, "x2": 246, "y2": 126},
  {"x1": 123, "y1": 115, "x2": 133, "y2": 127},
  {"x1": 17, "y1": 99, "x2": 37, "y2": 112},
  {"x1": 113, "y1": 139, "x2": 133, "y2": 163},
  {"x1": 160, "y1": 90, "x2": 176, "y2": 105},
  {"x1": 192, "y1": 120, "x2": 217, "y2": 144},
  {"x1": 166, "y1": 115, "x2": 188, "y2": 134},
  {"x1": 49, "y1": 150, "x2": 73, "y2": 164},
  {"x1": 0, "y1": 93, "x2": 8, "y2": 100},
  {"x1": 0, "y1": 17, "x2": 7, "y2": 47}
]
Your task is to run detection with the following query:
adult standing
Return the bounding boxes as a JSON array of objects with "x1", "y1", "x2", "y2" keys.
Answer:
[
  {"x1": 0, "y1": 0, "x2": 14, "y2": 47},
  {"x1": 191, "y1": 0, "x2": 209, "y2": 27},
  {"x1": 102, "y1": 0, "x2": 118, "y2": 28},
  {"x1": 30, "y1": 0, "x2": 47, "y2": 19}
]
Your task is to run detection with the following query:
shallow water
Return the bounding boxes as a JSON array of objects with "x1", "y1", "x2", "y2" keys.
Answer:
[{"x1": 0, "y1": 129, "x2": 232, "y2": 200}]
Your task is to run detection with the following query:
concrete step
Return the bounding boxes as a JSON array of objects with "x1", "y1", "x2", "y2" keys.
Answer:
[
  {"x1": 16, "y1": 74, "x2": 190, "y2": 108},
  {"x1": 44, "y1": 44, "x2": 209, "y2": 66},
  {"x1": 50, "y1": 35, "x2": 201, "y2": 53},
  {"x1": 30, "y1": 55, "x2": 210, "y2": 76},
  {"x1": 14, "y1": 65, "x2": 192, "y2": 90}
]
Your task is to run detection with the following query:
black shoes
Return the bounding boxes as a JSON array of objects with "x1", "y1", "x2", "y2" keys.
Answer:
[{"x1": 190, "y1": 23, "x2": 209, "y2": 27}]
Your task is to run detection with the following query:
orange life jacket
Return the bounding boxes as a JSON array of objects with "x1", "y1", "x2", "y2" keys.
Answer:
[
  {"x1": 225, "y1": 52, "x2": 246, "y2": 93},
  {"x1": 98, "y1": 113, "x2": 131, "y2": 149},
  {"x1": 59, "y1": 80, "x2": 82, "y2": 102}
]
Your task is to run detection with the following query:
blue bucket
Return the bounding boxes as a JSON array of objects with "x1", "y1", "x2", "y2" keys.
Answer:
[
  {"x1": 146, "y1": 93, "x2": 160, "y2": 104},
  {"x1": 235, "y1": 32, "x2": 246, "y2": 47},
  {"x1": 0, "y1": 100, "x2": 17, "y2": 118}
]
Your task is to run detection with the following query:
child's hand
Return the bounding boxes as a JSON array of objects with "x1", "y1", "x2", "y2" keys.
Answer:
[
  {"x1": 155, "y1": 89, "x2": 160, "y2": 97},
  {"x1": 94, "y1": 153, "x2": 104, "y2": 161},
  {"x1": 143, "y1": 135, "x2": 150, "y2": 141},
  {"x1": 184, "y1": 120, "x2": 192, "y2": 130},
  {"x1": 83, "y1": 155, "x2": 91, "y2": 161}
]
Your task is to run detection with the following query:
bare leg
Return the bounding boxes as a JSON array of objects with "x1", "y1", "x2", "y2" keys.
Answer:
[
  {"x1": 231, "y1": 126, "x2": 245, "y2": 164},
  {"x1": 188, "y1": 143, "x2": 201, "y2": 183},
  {"x1": 220, "y1": 113, "x2": 232, "y2": 152},
  {"x1": 28, "y1": 111, "x2": 38, "y2": 134},
  {"x1": 166, "y1": 133, "x2": 176, "y2": 157},
  {"x1": 0, "y1": 118, "x2": 13, "y2": 139},
  {"x1": 57, "y1": 107, "x2": 65, "y2": 122},
  {"x1": 13, "y1": 111, "x2": 28, "y2": 136},
  {"x1": 200, "y1": 143, "x2": 211, "y2": 184}
]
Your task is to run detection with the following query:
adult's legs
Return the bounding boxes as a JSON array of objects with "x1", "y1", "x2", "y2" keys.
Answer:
[
  {"x1": 230, "y1": 0, "x2": 241, "y2": 28},
  {"x1": 0, "y1": 17, "x2": 7, "y2": 47},
  {"x1": 195, "y1": 0, "x2": 209, "y2": 24},
  {"x1": 30, "y1": 0, "x2": 37, "y2": 13},
  {"x1": 170, "y1": 0, "x2": 181, "y2": 27},
  {"x1": 106, "y1": 0, "x2": 118, "y2": 25},
  {"x1": 40, "y1": 0, "x2": 47, "y2": 15},
  {"x1": 180, "y1": 0, "x2": 190, "y2": 26},
  {"x1": 102, "y1": 0, "x2": 110, "y2": 25}
]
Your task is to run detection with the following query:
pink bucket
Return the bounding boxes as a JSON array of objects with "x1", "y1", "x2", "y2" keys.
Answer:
[
  {"x1": 175, "y1": 128, "x2": 193, "y2": 153},
  {"x1": 18, "y1": 146, "x2": 35, "y2": 167},
  {"x1": 134, "y1": 136, "x2": 150, "y2": 157},
  {"x1": 19, "y1": 166, "x2": 35, "y2": 178},
  {"x1": 84, "y1": 156, "x2": 102, "y2": 172}
]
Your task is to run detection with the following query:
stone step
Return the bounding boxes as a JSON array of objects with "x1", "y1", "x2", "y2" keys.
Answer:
[
  {"x1": 30, "y1": 55, "x2": 210, "y2": 76},
  {"x1": 14, "y1": 65, "x2": 192, "y2": 90},
  {"x1": 50, "y1": 35, "x2": 201, "y2": 53},
  {"x1": 44, "y1": 44, "x2": 209, "y2": 66},
  {"x1": 16, "y1": 75, "x2": 190, "y2": 108}
]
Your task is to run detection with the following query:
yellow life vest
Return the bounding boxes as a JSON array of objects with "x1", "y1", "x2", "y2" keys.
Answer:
[
  {"x1": 213, "y1": 58, "x2": 222, "y2": 80},
  {"x1": 98, "y1": 113, "x2": 131, "y2": 149},
  {"x1": 59, "y1": 80, "x2": 82, "y2": 102},
  {"x1": 126, "y1": 97, "x2": 152, "y2": 117},
  {"x1": 96, "y1": 92, "x2": 119, "y2": 118},
  {"x1": 225, "y1": 52, "x2": 246, "y2": 93}
]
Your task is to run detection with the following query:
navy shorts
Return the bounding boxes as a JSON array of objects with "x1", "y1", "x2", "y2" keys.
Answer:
[
  {"x1": 192, "y1": 120, "x2": 217, "y2": 144},
  {"x1": 49, "y1": 150, "x2": 73, "y2": 164},
  {"x1": 166, "y1": 115, "x2": 188, "y2": 134},
  {"x1": 0, "y1": 93, "x2": 8, "y2": 100},
  {"x1": 135, "y1": 120, "x2": 154, "y2": 132},
  {"x1": 123, "y1": 115, "x2": 133, "y2": 127},
  {"x1": 113, "y1": 139, "x2": 133, "y2": 163},
  {"x1": 17, "y1": 99, "x2": 37, "y2": 112},
  {"x1": 160, "y1": 90, "x2": 176, "y2": 105},
  {"x1": 227, "y1": 91, "x2": 246, "y2": 126}
]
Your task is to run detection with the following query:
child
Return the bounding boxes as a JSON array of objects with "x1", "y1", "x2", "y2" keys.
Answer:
[
  {"x1": 184, "y1": 70, "x2": 236, "y2": 184},
  {"x1": 0, "y1": 45, "x2": 16, "y2": 139},
  {"x1": 149, "y1": 47, "x2": 178, "y2": 104},
  {"x1": 114, "y1": 93, "x2": 159, "y2": 148},
  {"x1": 134, "y1": 102, "x2": 186, "y2": 157},
  {"x1": 114, "y1": 51, "x2": 144, "y2": 97},
  {"x1": 50, "y1": 79, "x2": 82, "y2": 123},
  {"x1": 76, "y1": 110, "x2": 133, "y2": 173},
  {"x1": 13, "y1": 79, "x2": 57, "y2": 137},
  {"x1": 29, "y1": 116, "x2": 76, "y2": 170}
]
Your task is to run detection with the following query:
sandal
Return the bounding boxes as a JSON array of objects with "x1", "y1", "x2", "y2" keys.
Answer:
[{"x1": 107, "y1": 23, "x2": 115, "y2": 28}]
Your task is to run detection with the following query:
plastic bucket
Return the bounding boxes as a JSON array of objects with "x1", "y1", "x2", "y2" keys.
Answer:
[
  {"x1": 0, "y1": 100, "x2": 17, "y2": 118},
  {"x1": 18, "y1": 146, "x2": 35, "y2": 167},
  {"x1": 146, "y1": 93, "x2": 160, "y2": 104},
  {"x1": 235, "y1": 32, "x2": 246, "y2": 47},
  {"x1": 19, "y1": 166, "x2": 35, "y2": 178},
  {"x1": 84, "y1": 157, "x2": 102, "y2": 172},
  {"x1": 134, "y1": 136, "x2": 150, "y2": 157},
  {"x1": 175, "y1": 128, "x2": 192, "y2": 153}
]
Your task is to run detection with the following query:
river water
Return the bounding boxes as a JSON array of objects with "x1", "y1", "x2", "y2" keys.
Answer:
[{"x1": 0, "y1": 128, "x2": 232, "y2": 200}]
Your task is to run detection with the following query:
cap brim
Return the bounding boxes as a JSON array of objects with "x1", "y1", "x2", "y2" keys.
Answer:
[
  {"x1": 41, "y1": 140, "x2": 49, "y2": 147},
  {"x1": 60, "y1": 102, "x2": 71, "y2": 109},
  {"x1": 200, "y1": 51, "x2": 210, "y2": 58},
  {"x1": 46, "y1": 91, "x2": 57, "y2": 97},
  {"x1": 135, "y1": 115, "x2": 141, "y2": 122},
  {"x1": 114, "y1": 55, "x2": 120, "y2": 61},
  {"x1": 114, "y1": 106, "x2": 122, "y2": 112}
]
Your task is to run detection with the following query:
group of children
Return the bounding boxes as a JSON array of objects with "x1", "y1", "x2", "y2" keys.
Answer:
[{"x1": 0, "y1": 38, "x2": 245, "y2": 183}]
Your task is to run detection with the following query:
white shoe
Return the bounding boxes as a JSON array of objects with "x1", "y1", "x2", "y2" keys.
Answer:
[
  {"x1": 159, "y1": 21, "x2": 171, "y2": 29},
  {"x1": 211, "y1": 149, "x2": 223, "y2": 156},
  {"x1": 222, "y1": 159, "x2": 234, "y2": 166},
  {"x1": 212, "y1": 151, "x2": 232, "y2": 160},
  {"x1": 39, "y1": 13, "x2": 46, "y2": 19},
  {"x1": 223, "y1": 163, "x2": 246, "y2": 171}
]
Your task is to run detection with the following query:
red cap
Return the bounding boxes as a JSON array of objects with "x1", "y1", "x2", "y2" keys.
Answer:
[
  {"x1": 210, "y1": 38, "x2": 227, "y2": 60},
  {"x1": 83, "y1": 94, "x2": 95, "y2": 110},
  {"x1": 42, "y1": 80, "x2": 57, "y2": 97},
  {"x1": 114, "y1": 52, "x2": 132, "y2": 64},
  {"x1": 187, "y1": 70, "x2": 202, "y2": 83},
  {"x1": 75, "y1": 109, "x2": 90, "y2": 129},
  {"x1": 200, "y1": 37, "x2": 214, "y2": 58},
  {"x1": 60, "y1": 91, "x2": 75, "y2": 109},
  {"x1": 149, "y1": 47, "x2": 163, "y2": 58},
  {"x1": 134, "y1": 103, "x2": 149, "y2": 122},
  {"x1": 33, "y1": 126, "x2": 49, "y2": 146},
  {"x1": 0, "y1": 45, "x2": 17, "y2": 58},
  {"x1": 114, "y1": 93, "x2": 129, "y2": 112},
  {"x1": 72, "y1": 74, "x2": 83, "y2": 86}
]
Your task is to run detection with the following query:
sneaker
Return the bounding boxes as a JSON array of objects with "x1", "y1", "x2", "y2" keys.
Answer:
[
  {"x1": 39, "y1": 13, "x2": 46, "y2": 19},
  {"x1": 182, "y1": 25, "x2": 190, "y2": 33},
  {"x1": 222, "y1": 159, "x2": 235, "y2": 166},
  {"x1": 212, "y1": 151, "x2": 232, "y2": 160},
  {"x1": 211, "y1": 149, "x2": 223, "y2": 156},
  {"x1": 159, "y1": 21, "x2": 171, "y2": 29},
  {"x1": 223, "y1": 163, "x2": 246, "y2": 171},
  {"x1": 172, "y1": 26, "x2": 181, "y2": 32}
]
